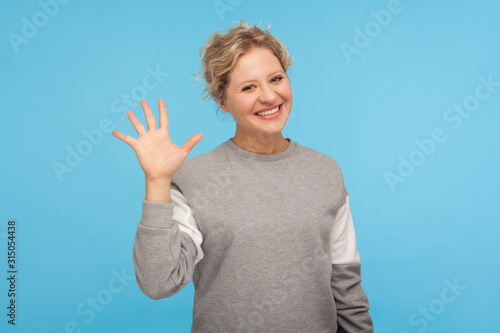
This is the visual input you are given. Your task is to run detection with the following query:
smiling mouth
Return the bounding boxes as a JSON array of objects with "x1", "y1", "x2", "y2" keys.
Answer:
[{"x1": 255, "y1": 105, "x2": 280, "y2": 116}]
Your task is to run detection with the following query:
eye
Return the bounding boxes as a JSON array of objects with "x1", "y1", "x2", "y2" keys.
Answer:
[
  {"x1": 271, "y1": 75, "x2": 283, "y2": 83},
  {"x1": 242, "y1": 85, "x2": 254, "y2": 92}
]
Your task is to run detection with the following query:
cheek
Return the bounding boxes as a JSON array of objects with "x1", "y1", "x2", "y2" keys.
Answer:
[
  {"x1": 280, "y1": 82, "x2": 293, "y2": 101},
  {"x1": 234, "y1": 96, "x2": 256, "y2": 113}
]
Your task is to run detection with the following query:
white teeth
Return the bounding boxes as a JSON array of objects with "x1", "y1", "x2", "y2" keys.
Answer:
[{"x1": 256, "y1": 106, "x2": 279, "y2": 116}]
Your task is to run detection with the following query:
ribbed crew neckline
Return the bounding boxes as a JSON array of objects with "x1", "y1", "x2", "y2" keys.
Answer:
[{"x1": 225, "y1": 137, "x2": 297, "y2": 162}]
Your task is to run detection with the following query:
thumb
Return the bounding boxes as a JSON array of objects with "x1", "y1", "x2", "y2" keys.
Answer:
[{"x1": 182, "y1": 133, "x2": 203, "y2": 154}]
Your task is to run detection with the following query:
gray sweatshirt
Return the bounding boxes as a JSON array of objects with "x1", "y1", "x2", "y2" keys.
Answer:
[{"x1": 133, "y1": 137, "x2": 374, "y2": 332}]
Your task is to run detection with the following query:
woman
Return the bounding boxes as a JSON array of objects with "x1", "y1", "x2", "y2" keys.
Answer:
[{"x1": 112, "y1": 21, "x2": 373, "y2": 333}]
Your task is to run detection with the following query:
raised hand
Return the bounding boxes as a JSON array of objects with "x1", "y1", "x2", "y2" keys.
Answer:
[{"x1": 112, "y1": 99, "x2": 203, "y2": 182}]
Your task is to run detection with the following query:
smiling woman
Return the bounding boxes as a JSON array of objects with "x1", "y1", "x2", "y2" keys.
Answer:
[
  {"x1": 218, "y1": 47, "x2": 293, "y2": 154},
  {"x1": 196, "y1": 21, "x2": 294, "y2": 155},
  {"x1": 112, "y1": 20, "x2": 374, "y2": 332}
]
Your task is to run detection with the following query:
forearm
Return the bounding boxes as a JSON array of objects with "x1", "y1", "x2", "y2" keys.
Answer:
[
  {"x1": 133, "y1": 199, "x2": 197, "y2": 300},
  {"x1": 331, "y1": 263, "x2": 373, "y2": 333}
]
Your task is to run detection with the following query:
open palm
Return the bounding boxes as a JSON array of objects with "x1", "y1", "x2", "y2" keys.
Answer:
[{"x1": 112, "y1": 99, "x2": 203, "y2": 181}]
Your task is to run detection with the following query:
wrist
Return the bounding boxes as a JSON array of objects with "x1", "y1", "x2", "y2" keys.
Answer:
[
  {"x1": 145, "y1": 177, "x2": 171, "y2": 203},
  {"x1": 145, "y1": 176, "x2": 172, "y2": 184}
]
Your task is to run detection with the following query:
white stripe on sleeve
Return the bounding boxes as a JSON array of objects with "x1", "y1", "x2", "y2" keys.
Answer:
[
  {"x1": 330, "y1": 195, "x2": 361, "y2": 265},
  {"x1": 170, "y1": 188, "x2": 204, "y2": 265}
]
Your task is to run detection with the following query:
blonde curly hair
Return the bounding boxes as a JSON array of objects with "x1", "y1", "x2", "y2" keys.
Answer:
[{"x1": 194, "y1": 20, "x2": 293, "y2": 112}]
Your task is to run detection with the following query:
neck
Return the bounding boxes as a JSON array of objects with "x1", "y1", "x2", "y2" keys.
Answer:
[{"x1": 231, "y1": 133, "x2": 289, "y2": 155}]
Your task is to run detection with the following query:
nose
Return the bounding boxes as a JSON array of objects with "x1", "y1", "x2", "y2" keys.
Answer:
[{"x1": 258, "y1": 83, "x2": 277, "y2": 104}]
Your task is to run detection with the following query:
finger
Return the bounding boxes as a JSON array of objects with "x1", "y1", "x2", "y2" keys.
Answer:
[
  {"x1": 182, "y1": 133, "x2": 203, "y2": 154},
  {"x1": 140, "y1": 100, "x2": 157, "y2": 130},
  {"x1": 158, "y1": 98, "x2": 169, "y2": 131},
  {"x1": 127, "y1": 111, "x2": 147, "y2": 136},
  {"x1": 112, "y1": 130, "x2": 136, "y2": 148}
]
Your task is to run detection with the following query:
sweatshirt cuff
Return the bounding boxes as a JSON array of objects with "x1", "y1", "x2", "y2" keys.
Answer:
[{"x1": 139, "y1": 199, "x2": 175, "y2": 229}]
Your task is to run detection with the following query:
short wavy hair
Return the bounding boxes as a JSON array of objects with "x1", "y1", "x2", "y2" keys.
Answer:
[{"x1": 194, "y1": 20, "x2": 293, "y2": 111}]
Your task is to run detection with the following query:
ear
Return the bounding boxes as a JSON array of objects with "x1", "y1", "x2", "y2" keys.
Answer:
[{"x1": 218, "y1": 98, "x2": 230, "y2": 113}]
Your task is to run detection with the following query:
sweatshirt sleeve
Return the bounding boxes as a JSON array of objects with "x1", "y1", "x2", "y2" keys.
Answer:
[
  {"x1": 132, "y1": 188, "x2": 203, "y2": 300},
  {"x1": 330, "y1": 194, "x2": 374, "y2": 332}
]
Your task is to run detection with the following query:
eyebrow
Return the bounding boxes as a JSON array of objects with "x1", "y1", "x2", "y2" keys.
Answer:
[{"x1": 232, "y1": 70, "x2": 285, "y2": 90}]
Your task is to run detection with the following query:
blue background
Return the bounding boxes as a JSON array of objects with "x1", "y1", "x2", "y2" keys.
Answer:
[{"x1": 1, "y1": 0, "x2": 499, "y2": 332}]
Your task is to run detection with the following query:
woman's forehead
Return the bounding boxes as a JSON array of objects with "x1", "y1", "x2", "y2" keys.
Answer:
[{"x1": 228, "y1": 48, "x2": 282, "y2": 84}]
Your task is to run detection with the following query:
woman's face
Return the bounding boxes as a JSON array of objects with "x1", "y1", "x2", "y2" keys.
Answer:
[{"x1": 218, "y1": 47, "x2": 292, "y2": 142}]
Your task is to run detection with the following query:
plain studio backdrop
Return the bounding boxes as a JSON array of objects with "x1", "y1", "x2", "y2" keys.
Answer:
[{"x1": 1, "y1": 0, "x2": 499, "y2": 332}]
